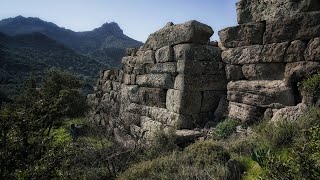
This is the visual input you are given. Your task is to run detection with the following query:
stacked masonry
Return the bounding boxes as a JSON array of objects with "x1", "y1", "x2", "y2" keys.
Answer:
[
  {"x1": 88, "y1": 21, "x2": 226, "y2": 145},
  {"x1": 219, "y1": 0, "x2": 320, "y2": 122}
]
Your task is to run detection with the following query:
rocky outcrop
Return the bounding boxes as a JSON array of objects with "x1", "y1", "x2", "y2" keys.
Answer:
[
  {"x1": 219, "y1": 0, "x2": 320, "y2": 122},
  {"x1": 88, "y1": 21, "x2": 226, "y2": 146}
]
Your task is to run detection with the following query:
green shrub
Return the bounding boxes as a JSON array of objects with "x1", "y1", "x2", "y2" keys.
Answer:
[
  {"x1": 211, "y1": 119, "x2": 240, "y2": 140},
  {"x1": 299, "y1": 72, "x2": 320, "y2": 104},
  {"x1": 119, "y1": 141, "x2": 231, "y2": 180}
]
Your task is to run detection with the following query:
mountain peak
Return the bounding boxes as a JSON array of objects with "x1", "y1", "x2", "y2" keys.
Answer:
[{"x1": 93, "y1": 21, "x2": 123, "y2": 35}]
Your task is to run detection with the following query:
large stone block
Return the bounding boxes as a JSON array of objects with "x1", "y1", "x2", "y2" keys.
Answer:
[
  {"x1": 166, "y1": 89, "x2": 202, "y2": 115},
  {"x1": 218, "y1": 22, "x2": 265, "y2": 48},
  {"x1": 174, "y1": 44, "x2": 221, "y2": 61},
  {"x1": 143, "y1": 20, "x2": 213, "y2": 50},
  {"x1": 222, "y1": 42, "x2": 289, "y2": 65},
  {"x1": 155, "y1": 46, "x2": 174, "y2": 63},
  {"x1": 284, "y1": 40, "x2": 307, "y2": 62},
  {"x1": 264, "y1": 11, "x2": 320, "y2": 44},
  {"x1": 174, "y1": 74, "x2": 226, "y2": 91},
  {"x1": 177, "y1": 60, "x2": 224, "y2": 75},
  {"x1": 236, "y1": 0, "x2": 320, "y2": 24},
  {"x1": 228, "y1": 102, "x2": 264, "y2": 122},
  {"x1": 242, "y1": 63, "x2": 285, "y2": 80},
  {"x1": 305, "y1": 38, "x2": 320, "y2": 61},
  {"x1": 136, "y1": 74, "x2": 174, "y2": 89},
  {"x1": 225, "y1": 65, "x2": 245, "y2": 81},
  {"x1": 139, "y1": 87, "x2": 167, "y2": 108},
  {"x1": 201, "y1": 91, "x2": 225, "y2": 112},
  {"x1": 143, "y1": 106, "x2": 194, "y2": 129},
  {"x1": 145, "y1": 62, "x2": 177, "y2": 74},
  {"x1": 227, "y1": 80, "x2": 295, "y2": 108},
  {"x1": 284, "y1": 61, "x2": 320, "y2": 84}
]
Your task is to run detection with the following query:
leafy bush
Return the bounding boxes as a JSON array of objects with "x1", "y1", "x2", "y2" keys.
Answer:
[
  {"x1": 299, "y1": 72, "x2": 320, "y2": 105},
  {"x1": 119, "y1": 141, "x2": 231, "y2": 180},
  {"x1": 211, "y1": 118, "x2": 240, "y2": 140}
]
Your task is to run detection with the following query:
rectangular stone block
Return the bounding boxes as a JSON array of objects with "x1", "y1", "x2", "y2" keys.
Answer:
[
  {"x1": 222, "y1": 42, "x2": 289, "y2": 65},
  {"x1": 143, "y1": 20, "x2": 213, "y2": 50},
  {"x1": 145, "y1": 62, "x2": 177, "y2": 74},
  {"x1": 227, "y1": 80, "x2": 295, "y2": 108},
  {"x1": 264, "y1": 12, "x2": 320, "y2": 44},
  {"x1": 242, "y1": 63, "x2": 285, "y2": 80},
  {"x1": 136, "y1": 74, "x2": 174, "y2": 89},
  {"x1": 174, "y1": 74, "x2": 226, "y2": 91},
  {"x1": 201, "y1": 91, "x2": 225, "y2": 112},
  {"x1": 218, "y1": 22, "x2": 265, "y2": 48},
  {"x1": 228, "y1": 102, "x2": 264, "y2": 122},
  {"x1": 174, "y1": 44, "x2": 221, "y2": 61},
  {"x1": 305, "y1": 38, "x2": 320, "y2": 61},
  {"x1": 177, "y1": 60, "x2": 224, "y2": 75},
  {"x1": 155, "y1": 46, "x2": 174, "y2": 63},
  {"x1": 138, "y1": 50, "x2": 155, "y2": 64},
  {"x1": 166, "y1": 89, "x2": 202, "y2": 115},
  {"x1": 284, "y1": 40, "x2": 307, "y2": 62}
]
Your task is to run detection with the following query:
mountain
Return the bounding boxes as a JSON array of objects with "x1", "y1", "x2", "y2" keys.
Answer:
[
  {"x1": 0, "y1": 32, "x2": 107, "y2": 96},
  {"x1": 0, "y1": 16, "x2": 143, "y2": 67}
]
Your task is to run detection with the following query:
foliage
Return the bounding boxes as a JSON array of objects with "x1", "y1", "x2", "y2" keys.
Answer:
[
  {"x1": 0, "y1": 70, "x2": 88, "y2": 179},
  {"x1": 211, "y1": 118, "x2": 240, "y2": 140},
  {"x1": 119, "y1": 141, "x2": 230, "y2": 180},
  {"x1": 299, "y1": 72, "x2": 320, "y2": 104}
]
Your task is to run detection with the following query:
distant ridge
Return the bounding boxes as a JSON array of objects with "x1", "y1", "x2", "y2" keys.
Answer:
[{"x1": 0, "y1": 16, "x2": 143, "y2": 67}]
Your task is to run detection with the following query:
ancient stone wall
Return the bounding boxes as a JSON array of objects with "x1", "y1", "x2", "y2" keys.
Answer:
[
  {"x1": 219, "y1": 0, "x2": 320, "y2": 122},
  {"x1": 88, "y1": 21, "x2": 226, "y2": 145}
]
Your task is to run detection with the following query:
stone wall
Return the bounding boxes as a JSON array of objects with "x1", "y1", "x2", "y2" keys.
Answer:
[
  {"x1": 219, "y1": 0, "x2": 320, "y2": 122},
  {"x1": 88, "y1": 21, "x2": 226, "y2": 146}
]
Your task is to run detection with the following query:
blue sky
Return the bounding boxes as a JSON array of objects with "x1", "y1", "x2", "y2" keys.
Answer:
[{"x1": 0, "y1": 0, "x2": 238, "y2": 42}]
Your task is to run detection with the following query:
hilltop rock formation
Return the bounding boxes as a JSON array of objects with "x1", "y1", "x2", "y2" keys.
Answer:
[
  {"x1": 219, "y1": 0, "x2": 320, "y2": 122},
  {"x1": 88, "y1": 21, "x2": 226, "y2": 146}
]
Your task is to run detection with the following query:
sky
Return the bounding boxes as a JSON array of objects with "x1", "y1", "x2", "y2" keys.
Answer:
[{"x1": 0, "y1": 0, "x2": 238, "y2": 42}]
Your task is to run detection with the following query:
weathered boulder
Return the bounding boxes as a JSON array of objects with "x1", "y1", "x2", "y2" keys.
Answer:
[
  {"x1": 143, "y1": 20, "x2": 213, "y2": 50},
  {"x1": 228, "y1": 102, "x2": 264, "y2": 122},
  {"x1": 305, "y1": 37, "x2": 320, "y2": 61},
  {"x1": 227, "y1": 80, "x2": 295, "y2": 108},
  {"x1": 166, "y1": 89, "x2": 202, "y2": 115},
  {"x1": 136, "y1": 74, "x2": 174, "y2": 89},
  {"x1": 284, "y1": 40, "x2": 307, "y2": 62},
  {"x1": 236, "y1": 0, "x2": 320, "y2": 24},
  {"x1": 174, "y1": 74, "x2": 226, "y2": 91},
  {"x1": 175, "y1": 130, "x2": 203, "y2": 144},
  {"x1": 271, "y1": 103, "x2": 307, "y2": 123},
  {"x1": 174, "y1": 43, "x2": 221, "y2": 61},
  {"x1": 214, "y1": 95, "x2": 229, "y2": 121},
  {"x1": 242, "y1": 63, "x2": 285, "y2": 80},
  {"x1": 222, "y1": 42, "x2": 289, "y2": 65},
  {"x1": 225, "y1": 65, "x2": 245, "y2": 81},
  {"x1": 218, "y1": 22, "x2": 265, "y2": 48},
  {"x1": 264, "y1": 11, "x2": 320, "y2": 44}
]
